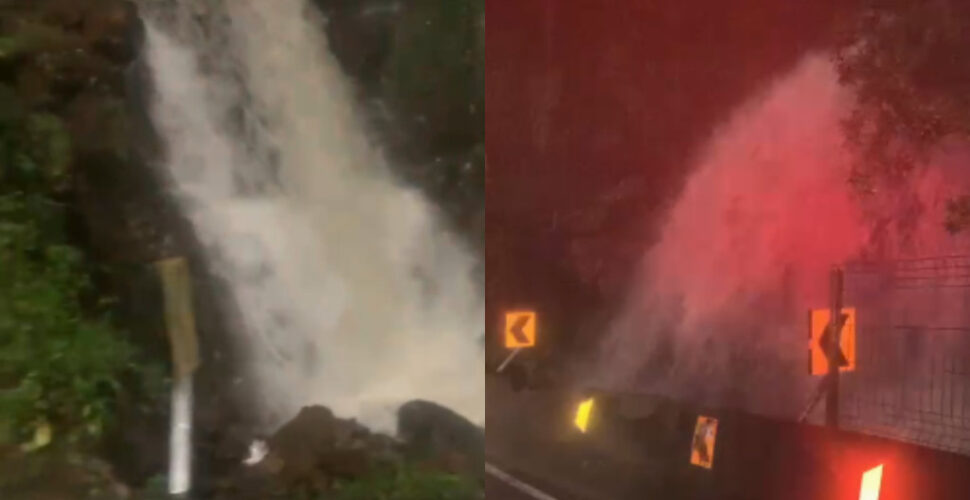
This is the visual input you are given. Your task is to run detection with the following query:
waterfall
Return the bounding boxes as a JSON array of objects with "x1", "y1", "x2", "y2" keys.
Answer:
[{"x1": 138, "y1": 0, "x2": 484, "y2": 432}]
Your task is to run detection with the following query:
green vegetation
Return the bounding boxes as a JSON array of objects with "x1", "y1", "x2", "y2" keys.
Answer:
[
  {"x1": 330, "y1": 465, "x2": 479, "y2": 500},
  {"x1": 0, "y1": 192, "x2": 130, "y2": 445},
  {"x1": 835, "y1": 0, "x2": 970, "y2": 231},
  {"x1": 135, "y1": 466, "x2": 479, "y2": 500},
  {"x1": 0, "y1": 99, "x2": 156, "y2": 450}
]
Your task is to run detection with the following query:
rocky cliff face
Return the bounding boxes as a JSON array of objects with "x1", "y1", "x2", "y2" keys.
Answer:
[
  {"x1": 312, "y1": 0, "x2": 485, "y2": 250},
  {"x1": 1, "y1": 0, "x2": 171, "y2": 260}
]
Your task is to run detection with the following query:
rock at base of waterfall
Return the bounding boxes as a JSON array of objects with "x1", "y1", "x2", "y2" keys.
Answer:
[
  {"x1": 211, "y1": 402, "x2": 483, "y2": 499},
  {"x1": 396, "y1": 399, "x2": 485, "y2": 481},
  {"x1": 211, "y1": 405, "x2": 391, "y2": 498}
]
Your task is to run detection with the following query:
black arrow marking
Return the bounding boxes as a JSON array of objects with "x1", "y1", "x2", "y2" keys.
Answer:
[
  {"x1": 693, "y1": 427, "x2": 710, "y2": 464},
  {"x1": 819, "y1": 312, "x2": 850, "y2": 369},
  {"x1": 509, "y1": 315, "x2": 531, "y2": 344}
]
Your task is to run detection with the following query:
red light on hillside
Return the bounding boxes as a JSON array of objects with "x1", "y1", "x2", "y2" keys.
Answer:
[{"x1": 859, "y1": 464, "x2": 883, "y2": 500}]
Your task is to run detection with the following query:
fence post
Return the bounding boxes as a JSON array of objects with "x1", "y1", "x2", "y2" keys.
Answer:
[{"x1": 826, "y1": 266, "x2": 845, "y2": 428}]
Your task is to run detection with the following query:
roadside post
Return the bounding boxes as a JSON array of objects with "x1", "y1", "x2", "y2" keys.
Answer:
[
  {"x1": 156, "y1": 257, "x2": 200, "y2": 497},
  {"x1": 497, "y1": 310, "x2": 537, "y2": 373},
  {"x1": 825, "y1": 267, "x2": 845, "y2": 428},
  {"x1": 799, "y1": 267, "x2": 855, "y2": 424}
]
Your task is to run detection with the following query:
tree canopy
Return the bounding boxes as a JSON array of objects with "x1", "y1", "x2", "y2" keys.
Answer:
[{"x1": 835, "y1": 0, "x2": 970, "y2": 231}]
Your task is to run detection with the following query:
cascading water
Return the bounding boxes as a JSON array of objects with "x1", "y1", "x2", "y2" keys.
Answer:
[{"x1": 138, "y1": 0, "x2": 484, "y2": 432}]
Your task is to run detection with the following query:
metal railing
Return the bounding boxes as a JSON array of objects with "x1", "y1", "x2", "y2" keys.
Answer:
[{"x1": 840, "y1": 255, "x2": 970, "y2": 455}]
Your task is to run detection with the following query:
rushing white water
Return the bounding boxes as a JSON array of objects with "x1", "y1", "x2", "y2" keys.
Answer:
[{"x1": 139, "y1": 0, "x2": 484, "y2": 432}]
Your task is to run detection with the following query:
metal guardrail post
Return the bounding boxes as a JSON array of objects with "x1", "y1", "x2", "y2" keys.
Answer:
[{"x1": 826, "y1": 267, "x2": 844, "y2": 428}]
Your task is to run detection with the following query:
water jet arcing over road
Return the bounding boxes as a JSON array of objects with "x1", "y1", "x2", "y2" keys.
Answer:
[
  {"x1": 139, "y1": 0, "x2": 484, "y2": 432},
  {"x1": 596, "y1": 53, "x2": 970, "y2": 418},
  {"x1": 596, "y1": 55, "x2": 873, "y2": 417}
]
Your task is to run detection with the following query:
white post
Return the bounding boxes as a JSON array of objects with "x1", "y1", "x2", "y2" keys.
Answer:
[
  {"x1": 157, "y1": 257, "x2": 199, "y2": 498},
  {"x1": 168, "y1": 375, "x2": 193, "y2": 496},
  {"x1": 497, "y1": 347, "x2": 523, "y2": 373}
]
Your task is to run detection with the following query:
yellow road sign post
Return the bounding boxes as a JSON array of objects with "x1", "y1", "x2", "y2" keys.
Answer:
[{"x1": 157, "y1": 257, "x2": 200, "y2": 379}]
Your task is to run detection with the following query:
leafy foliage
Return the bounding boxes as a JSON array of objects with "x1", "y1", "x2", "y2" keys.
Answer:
[
  {"x1": 835, "y1": 0, "x2": 970, "y2": 227},
  {"x1": 0, "y1": 106, "x2": 72, "y2": 192},
  {"x1": 0, "y1": 107, "x2": 150, "y2": 448},
  {"x1": 330, "y1": 465, "x2": 479, "y2": 500},
  {"x1": 0, "y1": 192, "x2": 135, "y2": 445}
]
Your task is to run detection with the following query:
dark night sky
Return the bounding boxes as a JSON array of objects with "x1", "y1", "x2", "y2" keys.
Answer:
[{"x1": 485, "y1": 0, "x2": 858, "y2": 359}]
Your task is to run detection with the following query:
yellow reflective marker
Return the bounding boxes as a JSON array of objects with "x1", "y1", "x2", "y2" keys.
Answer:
[
  {"x1": 574, "y1": 398, "x2": 595, "y2": 433},
  {"x1": 859, "y1": 464, "x2": 883, "y2": 500},
  {"x1": 690, "y1": 416, "x2": 718, "y2": 469}
]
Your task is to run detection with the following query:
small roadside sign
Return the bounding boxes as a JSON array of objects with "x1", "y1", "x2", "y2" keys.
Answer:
[
  {"x1": 690, "y1": 415, "x2": 719, "y2": 469},
  {"x1": 156, "y1": 257, "x2": 200, "y2": 380},
  {"x1": 809, "y1": 307, "x2": 856, "y2": 375},
  {"x1": 504, "y1": 311, "x2": 536, "y2": 349}
]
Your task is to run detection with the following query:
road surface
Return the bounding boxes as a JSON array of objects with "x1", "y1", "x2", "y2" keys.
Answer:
[
  {"x1": 485, "y1": 374, "x2": 661, "y2": 499},
  {"x1": 485, "y1": 462, "x2": 566, "y2": 500},
  {"x1": 486, "y1": 472, "x2": 537, "y2": 500}
]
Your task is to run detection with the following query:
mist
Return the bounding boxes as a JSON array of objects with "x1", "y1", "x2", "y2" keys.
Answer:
[{"x1": 595, "y1": 53, "x2": 970, "y2": 418}]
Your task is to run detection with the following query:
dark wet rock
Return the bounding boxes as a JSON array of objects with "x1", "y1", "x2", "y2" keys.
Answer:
[
  {"x1": 205, "y1": 402, "x2": 485, "y2": 498},
  {"x1": 381, "y1": 0, "x2": 482, "y2": 157},
  {"x1": 0, "y1": 445, "x2": 132, "y2": 500},
  {"x1": 209, "y1": 405, "x2": 405, "y2": 499},
  {"x1": 311, "y1": 0, "x2": 402, "y2": 94},
  {"x1": 100, "y1": 396, "x2": 168, "y2": 489},
  {"x1": 311, "y1": 0, "x2": 484, "y2": 252},
  {"x1": 397, "y1": 399, "x2": 484, "y2": 481},
  {"x1": 80, "y1": 1, "x2": 141, "y2": 64},
  {"x1": 265, "y1": 406, "x2": 397, "y2": 485}
]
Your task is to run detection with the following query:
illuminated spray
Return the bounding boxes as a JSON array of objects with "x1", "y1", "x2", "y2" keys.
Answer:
[{"x1": 596, "y1": 53, "x2": 970, "y2": 417}]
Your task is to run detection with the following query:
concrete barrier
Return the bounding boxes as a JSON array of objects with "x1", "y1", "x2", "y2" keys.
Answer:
[{"x1": 583, "y1": 389, "x2": 970, "y2": 500}]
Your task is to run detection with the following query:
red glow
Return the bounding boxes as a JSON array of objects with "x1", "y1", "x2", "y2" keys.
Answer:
[
  {"x1": 597, "y1": 56, "x2": 870, "y2": 406},
  {"x1": 597, "y1": 51, "x2": 970, "y2": 412},
  {"x1": 648, "y1": 55, "x2": 864, "y2": 322}
]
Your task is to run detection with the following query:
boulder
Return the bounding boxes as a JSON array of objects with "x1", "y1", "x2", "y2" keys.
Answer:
[
  {"x1": 396, "y1": 400, "x2": 484, "y2": 481},
  {"x1": 226, "y1": 405, "x2": 404, "y2": 497}
]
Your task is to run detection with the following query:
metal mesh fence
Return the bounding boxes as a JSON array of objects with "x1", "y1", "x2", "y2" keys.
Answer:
[{"x1": 841, "y1": 255, "x2": 970, "y2": 456}]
